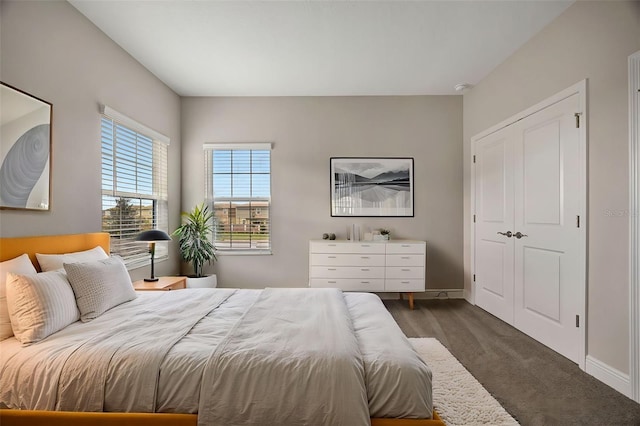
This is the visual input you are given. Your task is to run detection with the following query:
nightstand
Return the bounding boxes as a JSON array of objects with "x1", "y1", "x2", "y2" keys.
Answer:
[{"x1": 133, "y1": 276, "x2": 186, "y2": 291}]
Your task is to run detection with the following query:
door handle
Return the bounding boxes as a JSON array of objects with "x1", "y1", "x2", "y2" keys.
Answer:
[
  {"x1": 497, "y1": 231, "x2": 513, "y2": 238},
  {"x1": 514, "y1": 232, "x2": 528, "y2": 239}
]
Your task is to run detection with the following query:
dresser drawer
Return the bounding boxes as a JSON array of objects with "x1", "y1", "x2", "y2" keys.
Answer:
[
  {"x1": 385, "y1": 243, "x2": 426, "y2": 254},
  {"x1": 386, "y1": 266, "x2": 424, "y2": 279},
  {"x1": 310, "y1": 278, "x2": 385, "y2": 292},
  {"x1": 311, "y1": 266, "x2": 385, "y2": 279},
  {"x1": 385, "y1": 254, "x2": 425, "y2": 267},
  {"x1": 310, "y1": 253, "x2": 385, "y2": 267},
  {"x1": 310, "y1": 242, "x2": 385, "y2": 254},
  {"x1": 385, "y1": 279, "x2": 425, "y2": 292}
]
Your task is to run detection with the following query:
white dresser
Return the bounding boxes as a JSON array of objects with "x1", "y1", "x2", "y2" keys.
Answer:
[{"x1": 309, "y1": 240, "x2": 426, "y2": 308}]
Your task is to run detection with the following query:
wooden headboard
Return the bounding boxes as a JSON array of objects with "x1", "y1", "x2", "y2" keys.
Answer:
[{"x1": 0, "y1": 233, "x2": 111, "y2": 271}]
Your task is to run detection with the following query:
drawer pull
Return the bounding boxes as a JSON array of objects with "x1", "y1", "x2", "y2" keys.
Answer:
[
  {"x1": 328, "y1": 256, "x2": 337, "y2": 259},
  {"x1": 401, "y1": 244, "x2": 410, "y2": 247},
  {"x1": 361, "y1": 268, "x2": 370, "y2": 271},
  {"x1": 401, "y1": 269, "x2": 411, "y2": 271},
  {"x1": 328, "y1": 244, "x2": 336, "y2": 246},
  {"x1": 401, "y1": 281, "x2": 410, "y2": 284},
  {"x1": 360, "y1": 281, "x2": 370, "y2": 284},
  {"x1": 328, "y1": 268, "x2": 337, "y2": 271},
  {"x1": 361, "y1": 244, "x2": 371, "y2": 247},
  {"x1": 401, "y1": 256, "x2": 410, "y2": 259},
  {"x1": 328, "y1": 281, "x2": 337, "y2": 284},
  {"x1": 361, "y1": 256, "x2": 370, "y2": 259}
]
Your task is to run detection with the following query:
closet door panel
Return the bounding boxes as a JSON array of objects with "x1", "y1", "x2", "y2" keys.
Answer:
[
  {"x1": 513, "y1": 93, "x2": 582, "y2": 364},
  {"x1": 522, "y1": 246, "x2": 562, "y2": 322},
  {"x1": 474, "y1": 127, "x2": 515, "y2": 324},
  {"x1": 523, "y1": 120, "x2": 562, "y2": 225}
]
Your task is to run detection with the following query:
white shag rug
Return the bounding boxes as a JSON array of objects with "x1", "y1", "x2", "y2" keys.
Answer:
[{"x1": 410, "y1": 338, "x2": 520, "y2": 426}]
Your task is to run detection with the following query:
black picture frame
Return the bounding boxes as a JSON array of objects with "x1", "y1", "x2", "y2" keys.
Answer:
[
  {"x1": 330, "y1": 157, "x2": 414, "y2": 217},
  {"x1": 0, "y1": 82, "x2": 52, "y2": 211}
]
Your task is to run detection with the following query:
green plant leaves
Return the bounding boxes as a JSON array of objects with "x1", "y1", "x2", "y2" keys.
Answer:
[{"x1": 172, "y1": 203, "x2": 217, "y2": 278}]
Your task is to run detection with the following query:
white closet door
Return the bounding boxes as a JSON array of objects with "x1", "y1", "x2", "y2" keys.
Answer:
[
  {"x1": 474, "y1": 125, "x2": 516, "y2": 324},
  {"x1": 513, "y1": 93, "x2": 582, "y2": 363}
]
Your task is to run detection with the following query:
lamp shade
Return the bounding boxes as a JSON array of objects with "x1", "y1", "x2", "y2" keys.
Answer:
[{"x1": 136, "y1": 229, "x2": 171, "y2": 242}]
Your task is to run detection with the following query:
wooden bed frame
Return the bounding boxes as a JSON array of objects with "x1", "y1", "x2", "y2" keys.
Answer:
[{"x1": 0, "y1": 233, "x2": 446, "y2": 426}]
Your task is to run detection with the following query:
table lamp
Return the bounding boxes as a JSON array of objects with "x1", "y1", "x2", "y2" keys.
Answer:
[{"x1": 136, "y1": 229, "x2": 171, "y2": 282}]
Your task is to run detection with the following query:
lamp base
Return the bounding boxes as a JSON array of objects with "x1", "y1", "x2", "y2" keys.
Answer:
[{"x1": 144, "y1": 278, "x2": 159, "y2": 282}]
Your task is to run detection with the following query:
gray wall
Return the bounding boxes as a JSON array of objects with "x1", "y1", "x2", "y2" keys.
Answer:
[
  {"x1": 11, "y1": 0, "x2": 631, "y2": 376},
  {"x1": 463, "y1": 1, "x2": 640, "y2": 373},
  {"x1": 0, "y1": 1, "x2": 182, "y2": 280},
  {"x1": 181, "y1": 96, "x2": 463, "y2": 291}
]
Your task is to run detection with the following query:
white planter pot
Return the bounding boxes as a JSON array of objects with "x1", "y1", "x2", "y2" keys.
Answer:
[{"x1": 186, "y1": 274, "x2": 217, "y2": 289}]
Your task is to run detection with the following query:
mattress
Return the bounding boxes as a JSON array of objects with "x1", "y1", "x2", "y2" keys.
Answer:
[{"x1": 0, "y1": 288, "x2": 432, "y2": 425}]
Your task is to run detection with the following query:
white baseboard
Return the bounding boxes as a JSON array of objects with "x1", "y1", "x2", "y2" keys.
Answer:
[{"x1": 585, "y1": 355, "x2": 631, "y2": 398}]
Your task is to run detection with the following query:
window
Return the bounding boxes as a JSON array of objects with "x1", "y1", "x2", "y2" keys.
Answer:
[
  {"x1": 101, "y1": 106, "x2": 169, "y2": 267},
  {"x1": 205, "y1": 143, "x2": 272, "y2": 253}
]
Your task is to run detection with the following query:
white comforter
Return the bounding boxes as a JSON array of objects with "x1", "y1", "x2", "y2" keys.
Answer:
[{"x1": 0, "y1": 288, "x2": 432, "y2": 425}]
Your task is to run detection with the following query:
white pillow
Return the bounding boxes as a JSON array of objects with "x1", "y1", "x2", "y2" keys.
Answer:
[
  {"x1": 63, "y1": 257, "x2": 136, "y2": 322},
  {"x1": 36, "y1": 246, "x2": 109, "y2": 272},
  {"x1": 0, "y1": 254, "x2": 38, "y2": 340},
  {"x1": 6, "y1": 270, "x2": 80, "y2": 345}
]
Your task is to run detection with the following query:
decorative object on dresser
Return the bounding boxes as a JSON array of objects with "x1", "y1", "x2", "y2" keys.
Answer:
[
  {"x1": 347, "y1": 224, "x2": 361, "y2": 241},
  {"x1": 330, "y1": 157, "x2": 414, "y2": 217},
  {"x1": 309, "y1": 240, "x2": 426, "y2": 309},
  {"x1": 135, "y1": 229, "x2": 171, "y2": 282},
  {"x1": 172, "y1": 203, "x2": 218, "y2": 288},
  {"x1": 133, "y1": 276, "x2": 186, "y2": 291},
  {"x1": 0, "y1": 82, "x2": 52, "y2": 211}
]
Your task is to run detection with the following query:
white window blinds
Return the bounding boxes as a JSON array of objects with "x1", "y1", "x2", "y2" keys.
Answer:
[
  {"x1": 204, "y1": 143, "x2": 272, "y2": 253},
  {"x1": 101, "y1": 112, "x2": 169, "y2": 267}
]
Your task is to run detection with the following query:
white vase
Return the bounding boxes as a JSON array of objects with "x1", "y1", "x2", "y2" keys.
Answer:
[{"x1": 186, "y1": 274, "x2": 218, "y2": 289}]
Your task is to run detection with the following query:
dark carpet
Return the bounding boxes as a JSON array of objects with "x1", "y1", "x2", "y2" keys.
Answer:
[{"x1": 384, "y1": 298, "x2": 640, "y2": 426}]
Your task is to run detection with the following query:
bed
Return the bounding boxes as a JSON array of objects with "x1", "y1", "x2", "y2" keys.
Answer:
[{"x1": 0, "y1": 233, "x2": 444, "y2": 426}]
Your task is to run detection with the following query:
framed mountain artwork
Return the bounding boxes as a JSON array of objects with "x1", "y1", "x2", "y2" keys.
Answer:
[{"x1": 330, "y1": 157, "x2": 414, "y2": 217}]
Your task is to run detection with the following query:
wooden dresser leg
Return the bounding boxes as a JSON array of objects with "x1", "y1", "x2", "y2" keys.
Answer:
[
  {"x1": 408, "y1": 292, "x2": 414, "y2": 310},
  {"x1": 399, "y1": 292, "x2": 404, "y2": 301}
]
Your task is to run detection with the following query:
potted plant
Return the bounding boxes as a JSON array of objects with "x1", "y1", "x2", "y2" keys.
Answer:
[
  {"x1": 380, "y1": 229, "x2": 391, "y2": 240},
  {"x1": 172, "y1": 203, "x2": 218, "y2": 288}
]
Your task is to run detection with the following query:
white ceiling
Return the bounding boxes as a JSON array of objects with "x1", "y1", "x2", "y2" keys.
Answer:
[{"x1": 69, "y1": 0, "x2": 573, "y2": 97}]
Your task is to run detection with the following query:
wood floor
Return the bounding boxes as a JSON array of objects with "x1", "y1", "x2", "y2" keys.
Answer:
[{"x1": 384, "y1": 298, "x2": 640, "y2": 426}]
